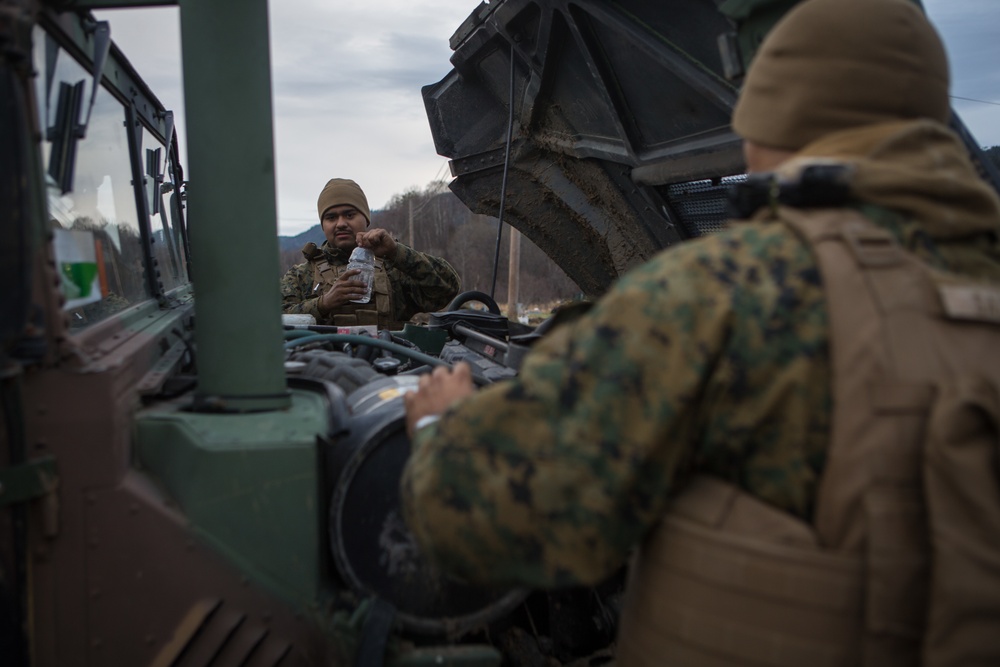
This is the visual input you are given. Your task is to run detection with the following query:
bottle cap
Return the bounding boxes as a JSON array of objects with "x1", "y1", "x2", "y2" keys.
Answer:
[{"x1": 349, "y1": 247, "x2": 374, "y2": 262}]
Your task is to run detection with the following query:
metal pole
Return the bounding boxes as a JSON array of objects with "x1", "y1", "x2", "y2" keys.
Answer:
[
  {"x1": 178, "y1": 0, "x2": 290, "y2": 411},
  {"x1": 507, "y1": 227, "x2": 520, "y2": 322}
]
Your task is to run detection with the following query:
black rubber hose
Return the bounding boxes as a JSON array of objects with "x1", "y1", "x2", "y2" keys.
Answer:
[
  {"x1": 443, "y1": 290, "x2": 501, "y2": 315},
  {"x1": 285, "y1": 334, "x2": 448, "y2": 369}
]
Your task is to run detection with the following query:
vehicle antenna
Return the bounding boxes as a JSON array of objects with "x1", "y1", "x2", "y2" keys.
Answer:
[{"x1": 489, "y1": 40, "x2": 517, "y2": 300}]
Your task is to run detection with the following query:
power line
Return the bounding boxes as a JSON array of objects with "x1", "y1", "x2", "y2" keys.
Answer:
[
  {"x1": 951, "y1": 94, "x2": 1000, "y2": 108},
  {"x1": 407, "y1": 162, "x2": 453, "y2": 217}
]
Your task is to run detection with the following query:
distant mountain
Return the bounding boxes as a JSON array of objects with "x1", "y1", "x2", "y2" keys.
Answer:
[
  {"x1": 278, "y1": 207, "x2": 391, "y2": 251},
  {"x1": 279, "y1": 224, "x2": 323, "y2": 252}
]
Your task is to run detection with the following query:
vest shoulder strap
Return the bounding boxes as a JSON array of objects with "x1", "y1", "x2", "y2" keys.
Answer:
[
  {"x1": 309, "y1": 255, "x2": 396, "y2": 329},
  {"x1": 780, "y1": 205, "x2": 1000, "y2": 666}
]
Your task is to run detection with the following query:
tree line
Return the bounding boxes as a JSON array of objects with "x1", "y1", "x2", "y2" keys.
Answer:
[
  {"x1": 281, "y1": 145, "x2": 1000, "y2": 308},
  {"x1": 984, "y1": 145, "x2": 1000, "y2": 172}
]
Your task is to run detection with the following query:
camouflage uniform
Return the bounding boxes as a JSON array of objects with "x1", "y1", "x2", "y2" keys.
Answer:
[
  {"x1": 400, "y1": 120, "x2": 1000, "y2": 589},
  {"x1": 280, "y1": 241, "x2": 460, "y2": 328},
  {"x1": 402, "y1": 214, "x2": 835, "y2": 588}
]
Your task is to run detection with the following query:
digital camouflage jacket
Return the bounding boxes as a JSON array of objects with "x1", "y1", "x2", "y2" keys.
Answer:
[
  {"x1": 280, "y1": 241, "x2": 460, "y2": 327},
  {"x1": 400, "y1": 120, "x2": 1000, "y2": 589}
]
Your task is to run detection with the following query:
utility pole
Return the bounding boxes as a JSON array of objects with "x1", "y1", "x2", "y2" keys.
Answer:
[
  {"x1": 408, "y1": 198, "x2": 414, "y2": 247},
  {"x1": 507, "y1": 227, "x2": 521, "y2": 322}
]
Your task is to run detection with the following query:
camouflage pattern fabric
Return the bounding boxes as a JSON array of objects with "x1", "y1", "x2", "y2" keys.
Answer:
[
  {"x1": 400, "y1": 120, "x2": 1000, "y2": 590},
  {"x1": 401, "y1": 219, "x2": 833, "y2": 588},
  {"x1": 281, "y1": 241, "x2": 460, "y2": 325},
  {"x1": 400, "y1": 210, "x2": 961, "y2": 589}
]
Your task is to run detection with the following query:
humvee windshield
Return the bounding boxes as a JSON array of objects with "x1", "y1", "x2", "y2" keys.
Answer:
[{"x1": 30, "y1": 24, "x2": 186, "y2": 331}]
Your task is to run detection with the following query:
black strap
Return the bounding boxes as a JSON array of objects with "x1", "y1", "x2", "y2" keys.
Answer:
[{"x1": 354, "y1": 597, "x2": 397, "y2": 667}]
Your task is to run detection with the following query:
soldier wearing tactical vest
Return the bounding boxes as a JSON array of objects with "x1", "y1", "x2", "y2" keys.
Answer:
[
  {"x1": 280, "y1": 178, "x2": 460, "y2": 330},
  {"x1": 400, "y1": 0, "x2": 1000, "y2": 664}
]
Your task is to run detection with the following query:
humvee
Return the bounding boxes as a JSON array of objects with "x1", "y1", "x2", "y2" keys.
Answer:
[{"x1": 2, "y1": 1, "x2": 997, "y2": 666}]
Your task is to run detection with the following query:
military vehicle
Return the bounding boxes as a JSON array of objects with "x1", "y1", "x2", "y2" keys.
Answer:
[
  {"x1": 423, "y1": 0, "x2": 1000, "y2": 293},
  {"x1": 2, "y1": 0, "x2": 998, "y2": 666}
]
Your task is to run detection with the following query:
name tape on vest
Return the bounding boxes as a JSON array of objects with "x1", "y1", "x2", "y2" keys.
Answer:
[{"x1": 939, "y1": 284, "x2": 1000, "y2": 324}]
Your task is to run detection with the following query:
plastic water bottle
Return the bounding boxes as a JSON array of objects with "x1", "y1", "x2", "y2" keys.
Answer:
[{"x1": 346, "y1": 246, "x2": 374, "y2": 304}]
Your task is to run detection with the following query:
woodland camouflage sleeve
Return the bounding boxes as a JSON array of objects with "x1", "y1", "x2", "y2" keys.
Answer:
[
  {"x1": 400, "y1": 221, "x2": 832, "y2": 590},
  {"x1": 387, "y1": 243, "x2": 461, "y2": 321},
  {"x1": 280, "y1": 261, "x2": 323, "y2": 319},
  {"x1": 400, "y1": 241, "x2": 726, "y2": 589}
]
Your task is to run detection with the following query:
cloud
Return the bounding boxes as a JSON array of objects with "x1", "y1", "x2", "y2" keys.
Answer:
[
  {"x1": 96, "y1": 1, "x2": 1000, "y2": 236},
  {"x1": 266, "y1": 2, "x2": 482, "y2": 232},
  {"x1": 97, "y1": 2, "x2": 480, "y2": 235},
  {"x1": 924, "y1": 0, "x2": 1000, "y2": 147}
]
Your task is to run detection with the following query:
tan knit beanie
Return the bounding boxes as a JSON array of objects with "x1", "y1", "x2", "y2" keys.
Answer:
[
  {"x1": 732, "y1": 0, "x2": 950, "y2": 151},
  {"x1": 317, "y1": 178, "x2": 371, "y2": 226}
]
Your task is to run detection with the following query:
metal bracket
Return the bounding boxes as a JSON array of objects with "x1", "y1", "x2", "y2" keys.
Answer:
[
  {"x1": 0, "y1": 456, "x2": 57, "y2": 507},
  {"x1": 80, "y1": 20, "x2": 111, "y2": 136},
  {"x1": 45, "y1": 20, "x2": 111, "y2": 193},
  {"x1": 717, "y1": 31, "x2": 744, "y2": 81},
  {"x1": 162, "y1": 109, "x2": 175, "y2": 171},
  {"x1": 146, "y1": 146, "x2": 163, "y2": 215}
]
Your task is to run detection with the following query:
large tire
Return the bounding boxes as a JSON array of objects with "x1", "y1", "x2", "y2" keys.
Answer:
[{"x1": 288, "y1": 350, "x2": 379, "y2": 395}]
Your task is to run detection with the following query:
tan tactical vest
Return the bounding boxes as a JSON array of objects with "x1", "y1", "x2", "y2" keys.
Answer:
[
  {"x1": 304, "y1": 243, "x2": 395, "y2": 329},
  {"x1": 616, "y1": 208, "x2": 1000, "y2": 667}
]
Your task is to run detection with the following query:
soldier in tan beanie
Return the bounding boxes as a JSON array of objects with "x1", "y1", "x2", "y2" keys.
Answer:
[
  {"x1": 400, "y1": 0, "x2": 1000, "y2": 664},
  {"x1": 280, "y1": 178, "x2": 460, "y2": 330}
]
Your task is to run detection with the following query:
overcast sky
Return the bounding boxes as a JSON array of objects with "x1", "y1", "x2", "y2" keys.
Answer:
[{"x1": 96, "y1": 0, "x2": 1000, "y2": 237}]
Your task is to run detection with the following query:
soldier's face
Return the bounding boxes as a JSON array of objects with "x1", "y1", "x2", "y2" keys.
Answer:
[{"x1": 321, "y1": 205, "x2": 367, "y2": 250}]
